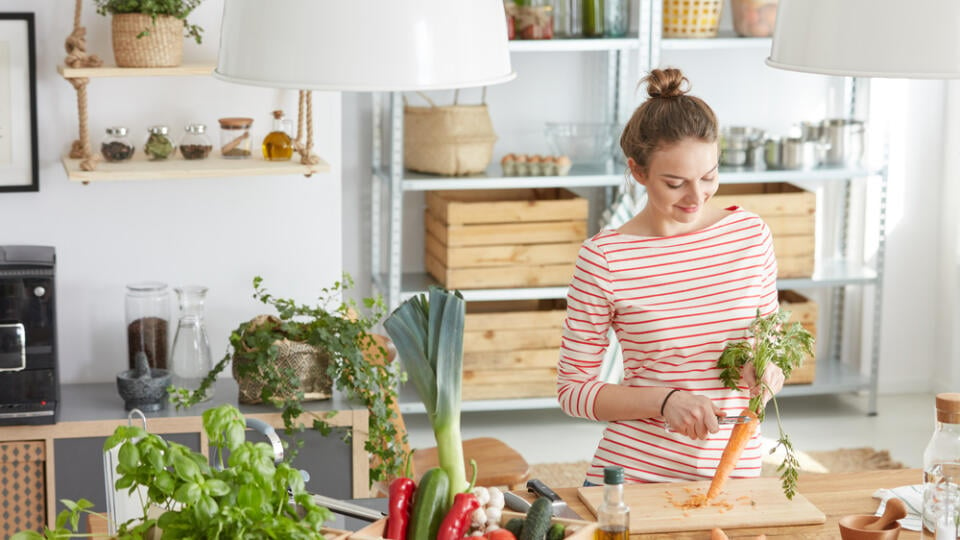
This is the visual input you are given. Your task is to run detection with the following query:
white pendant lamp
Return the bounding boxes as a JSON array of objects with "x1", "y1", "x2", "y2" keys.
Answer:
[
  {"x1": 767, "y1": 0, "x2": 960, "y2": 79},
  {"x1": 215, "y1": 0, "x2": 516, "y2": 91}
]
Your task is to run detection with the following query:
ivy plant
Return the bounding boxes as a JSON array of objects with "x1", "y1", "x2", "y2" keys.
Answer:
[
  {"x1": 170, "y1": 274, "x2": 408, "y2": 485},
  {"x1": 94, "y1": 0, "x2": 205, "y2": 43}
]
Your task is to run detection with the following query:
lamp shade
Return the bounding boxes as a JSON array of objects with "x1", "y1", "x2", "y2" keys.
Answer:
[
  {"x1": 215, "y1": 0, "x2": 516, "y2": 91},
  {"x1": 767, "y1": 0, "x2": 960, "y2": 79}
]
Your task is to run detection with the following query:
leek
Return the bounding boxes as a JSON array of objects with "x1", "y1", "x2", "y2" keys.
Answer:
[{"x1": 384, "y1": 286, "x2": 468, "y2": 505}]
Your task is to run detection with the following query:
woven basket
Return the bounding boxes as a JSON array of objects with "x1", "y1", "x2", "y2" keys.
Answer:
[
  {"x1": 662, "y1": 0, "x2": 723, "y2": 38},
  {"x1": 112, "y1": 13, "x2": 184, "y2": 68},
  {"x1": 404, "y1": 91, "x2": 497, "y2": 176},
  {"x1": 231, "y1": 315, "x2": 332, "y2": 405}
]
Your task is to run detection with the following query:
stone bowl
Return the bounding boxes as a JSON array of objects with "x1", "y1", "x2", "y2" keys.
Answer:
[
  {"x1": 838, "y1": 514, "x2": 901, "y2": 540},
  {"x1": 116, "y1": 368, "x2": 172, "y2": 412}
]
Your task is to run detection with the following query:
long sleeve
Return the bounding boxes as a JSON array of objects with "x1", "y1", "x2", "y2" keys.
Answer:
[{"x1": 557, "y1": 236, "x2": 615, "y2": 421}]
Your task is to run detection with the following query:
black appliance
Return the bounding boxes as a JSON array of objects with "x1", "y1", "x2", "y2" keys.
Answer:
[{"x1": 0, "y1": 245, "x2": 58, "y2": 425}]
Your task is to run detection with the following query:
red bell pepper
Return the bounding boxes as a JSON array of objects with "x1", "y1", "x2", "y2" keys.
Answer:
[
  {"x1": 385, "y1": 476, "x2": 416, "y2": 540},
  {"x1": 437, "y1": 492, "x2": 481, "y2": 540}
]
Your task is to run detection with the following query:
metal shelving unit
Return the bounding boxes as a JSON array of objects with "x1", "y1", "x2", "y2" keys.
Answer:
[{"x1": 370, "y1": 1, "x2": 887, "y2": 414}]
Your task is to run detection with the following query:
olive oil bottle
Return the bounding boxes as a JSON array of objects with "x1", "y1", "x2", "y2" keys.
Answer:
[
  {"x1": 262, "y1": 110, "x2": 293, "y2": 161},
  {"x1": 595, "y1": 466, "x2": 629, "y2": 540}
]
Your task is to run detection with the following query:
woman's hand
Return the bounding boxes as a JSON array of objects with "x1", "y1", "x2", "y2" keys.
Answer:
[
  {"x1": 740, "y1": 361, "x2": 784, "y2": 406},
  {"x1": 661, "y1": 390, "x2": 723, "y2": 440}
]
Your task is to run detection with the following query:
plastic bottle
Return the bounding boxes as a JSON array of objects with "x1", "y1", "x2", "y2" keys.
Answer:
[
  {"x1": 595, "y1": 465, "x2": 629, "y2": 540},
  {"x1": 922, "y1": 392, "x2": 960, "y2": 539}
]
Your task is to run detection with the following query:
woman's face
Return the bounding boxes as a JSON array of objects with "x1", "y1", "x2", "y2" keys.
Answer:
[{"x1": 630, "y1": 137, "x2": 720, "y2": 234}]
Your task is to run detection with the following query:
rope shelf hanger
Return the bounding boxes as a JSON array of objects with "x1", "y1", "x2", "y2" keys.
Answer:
[{"x1": 65, "y1": 0, "x2": 104, "y2": 172}]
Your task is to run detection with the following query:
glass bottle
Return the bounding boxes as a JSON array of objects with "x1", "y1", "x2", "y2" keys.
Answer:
[
  {"x1": 219, "y1": 117, "x2": 254, "y2": 159},
  {"x1": 605, "y1": 0, "x2": 628, "y2": 37},
  {"x1": 125, "y1": 282, "x2": 171, "y2": 370},
  {"x1": 595, "y1": 465, "x2": 629, "y2": 540},
  {"x1": 101, "y1": 126, "x2": 135, "y2": 162},
  {"x1": 170, "y1": 286, "x2": 214, "y2": 401},
  {"x1": 179, "y1": 123, "x2": 213, "y2": 160},
  {"x1": 582, "y1": 0, "x2": 605, "y2": 37},
  {"x1": 144, "y1": 125, "x2": 175, "y2": 160},
  {"x1": 262, "y1": 110, "x2": 294, "y2": 161},
  {"x1": 922, "y1": 392, "x2": 960, "y2": 539}
]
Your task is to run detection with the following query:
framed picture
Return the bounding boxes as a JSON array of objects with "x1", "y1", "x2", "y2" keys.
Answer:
[{"x1": 0, "y1": 13, "x2": 38, "y2": 192}]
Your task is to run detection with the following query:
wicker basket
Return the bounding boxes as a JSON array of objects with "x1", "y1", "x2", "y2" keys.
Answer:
[
  {"x1": 231, "y1": 315, "x2": 332, "y2": 404},
  {"x1": 404, "y1": 91, "x2": 497, "y2": 176},
  {"x1": 662, "y1": 0, "x2": 723, "y2": 38},
  {"x1": 111, "y1": 13, "x2": 184, "y2": 68}
]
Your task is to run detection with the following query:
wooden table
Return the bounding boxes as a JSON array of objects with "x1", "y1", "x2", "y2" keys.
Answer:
[{"x1": 520, "y1": 468, "x2": 924, "y2": 539}]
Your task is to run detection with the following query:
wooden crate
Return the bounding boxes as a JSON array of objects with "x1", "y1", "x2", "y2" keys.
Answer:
[
  {"x1": 780, "y1": 290, "x2": 818, "y2": 385},
  {"x1": 425, "y1": 188, "x2": 588, "y2": 289},
  {"x1": 711, "y1": 183, "x2": 816, "y2": 278},
  {"x1": 351, "y1": 512, "x2": 597, "y2": 540},
  {"x1": 461, "y1": 299, "x2": 565, "y2": 400}
]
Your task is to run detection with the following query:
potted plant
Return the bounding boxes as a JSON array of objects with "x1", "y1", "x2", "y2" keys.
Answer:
[
  {"x1": 171, "y1": 274, "x2": 408, "y2": 485},
  {"x1": 12, "y1": 405, "x2": 334, "y2": 539},
  {"x1": 94, "y1": 0, "x2": 205, "y2": 68}
]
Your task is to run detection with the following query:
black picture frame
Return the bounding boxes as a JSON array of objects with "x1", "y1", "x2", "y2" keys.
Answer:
[{"x1": 0, "y1": 13, "x2": 38, "y2": 192}]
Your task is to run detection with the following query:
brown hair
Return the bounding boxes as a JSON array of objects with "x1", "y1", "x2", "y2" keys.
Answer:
[{"x1": 620, "y1": 68, "x2": 718, "y2": 171}]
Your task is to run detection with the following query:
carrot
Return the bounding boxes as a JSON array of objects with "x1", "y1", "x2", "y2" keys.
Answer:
[
  {"x1": 706, "y1": 407, "x2": 759, "y2": 500},
  {"x1": 710, "y1": 528, "x2": 730, "y2": 540}
]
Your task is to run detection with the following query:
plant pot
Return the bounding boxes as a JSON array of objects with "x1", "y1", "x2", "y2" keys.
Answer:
[
  {"x1": 112, "y1": 13, "x2": 184, "y2": 68},
  {"x1": 231, "y1": 315, "x2": 333, "y2": 404}
]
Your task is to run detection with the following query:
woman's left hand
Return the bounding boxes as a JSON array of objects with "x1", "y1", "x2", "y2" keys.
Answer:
[{"x1": 740, "y1": 361, "x2": 784, "y2": 406}]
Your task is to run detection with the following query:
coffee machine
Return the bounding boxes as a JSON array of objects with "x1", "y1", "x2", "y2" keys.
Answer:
[{"x1": 0, "y1": 246, "x2": 58, "y2": 425}]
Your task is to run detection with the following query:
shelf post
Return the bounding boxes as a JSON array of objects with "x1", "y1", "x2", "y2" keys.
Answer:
[{"x1": 63, "y1": 0, "x2": 104, "y2": 174}]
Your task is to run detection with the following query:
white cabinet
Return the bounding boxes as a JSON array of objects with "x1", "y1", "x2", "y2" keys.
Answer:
[{"x1": 371, "y1": 2, "x2": 886, "y2": 414}]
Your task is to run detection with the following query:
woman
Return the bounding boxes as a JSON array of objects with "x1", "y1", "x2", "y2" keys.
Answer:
[{"x1": 557, "y1": 68, "x2": 785, "y2": 485}]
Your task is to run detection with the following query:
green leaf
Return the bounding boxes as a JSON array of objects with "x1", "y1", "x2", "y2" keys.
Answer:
[
  {"x1": 205, "y1": 479, "x2": 230, "y2": 497},
  {"x1": 173, "y1": 454, "x2": 200, "y2": 481},
  {"x1": 118, "y1": 441, "x2": 140, "y2": 469},
  {"x1": 174, "y1": 482, "x2": 202, "y2": 505}
]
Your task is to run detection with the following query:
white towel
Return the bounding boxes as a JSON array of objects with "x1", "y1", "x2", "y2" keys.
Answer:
[{"x1": 872, "y1": 484, "x2": 924, "y2": 532}]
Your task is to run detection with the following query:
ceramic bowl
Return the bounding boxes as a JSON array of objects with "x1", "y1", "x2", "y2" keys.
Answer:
[{"x1": 838, "y1": 514, "x2": 901, "y2": 540}]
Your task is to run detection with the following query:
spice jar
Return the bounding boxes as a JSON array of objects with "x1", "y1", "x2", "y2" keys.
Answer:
[
  {"x1": 125, "y1": 282, "x2": 171, "y2": 370},
  {"x1": 101, "y1": 126, "x2": 135, "y2": 162},
  {"x1": 219, "y1": 117, "x2": 254, "y2": 159},
  {"x1": 179, "y1": 123, "x2": 213, "y2": 160},
  {"x1": 144, "y1": 125, "x2": 175, "y2": 160}
]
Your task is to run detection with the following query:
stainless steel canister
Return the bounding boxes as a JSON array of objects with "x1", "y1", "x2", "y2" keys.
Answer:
[
  {"x1": 821, "y1": 118, "x2": 865, "y2": 167},
  {"x1": 765, "y1": 136, "x2": 824, "y2": 170},
  {"x1": 720, "y1": 126, "x2": 765, "y2": 168}
]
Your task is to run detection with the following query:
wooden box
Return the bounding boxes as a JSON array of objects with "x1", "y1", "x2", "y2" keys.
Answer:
[
  {"x1": 462, "y1": 299, "x2": 565, "y2": 400},
  {"x1": 350, "y1": 511, "x2": 597, "y2": 540},
  {"x1": 0, "y1": 441, "x2": 46, "y2": 537},
  {"x1": 711, "y1": 182, "x2": 816, "y2": 278},
  {"x1": 780, "y1": 290, "x2": 818, "y2": 385},
  {"x1": 424, "y1": 188, "x2": 588, "y2": 289}
]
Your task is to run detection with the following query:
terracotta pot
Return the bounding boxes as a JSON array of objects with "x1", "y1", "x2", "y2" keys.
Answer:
[{"x1": 111, "y1": 13, "x2": 183, "y2": 68}]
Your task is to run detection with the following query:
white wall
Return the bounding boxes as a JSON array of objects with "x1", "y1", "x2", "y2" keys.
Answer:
[
  {"x1": 0, "y1": 1, "x2": 344, "y2": 383},
  {"x1": 341, "y1": 6, "x2": 950, "y2": 396}
]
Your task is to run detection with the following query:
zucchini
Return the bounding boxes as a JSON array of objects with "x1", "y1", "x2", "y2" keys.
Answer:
[
  {"x1": 504, "y1": 517, "x2": 525, "y2": 537},
  {"x1": 519, "y1": 497, "x2": 553, "y2": 540},
  {"x1": 407, "y1": 467, "x2": 450, "y2": 540},
  {"x1": 546, "y1": 522, "x2": 566, "y2": 540}
]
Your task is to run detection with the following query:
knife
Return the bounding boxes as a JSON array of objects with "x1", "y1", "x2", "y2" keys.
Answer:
[
  {"x1": 311, "y1": 493, "x2": 386, "y2": 522},
  {"x1": 526, "y1": 478, "x2": 584, "y2": 520},
  {"x1": 503, "y1": 491, "x2": 532, "y2": 513}
]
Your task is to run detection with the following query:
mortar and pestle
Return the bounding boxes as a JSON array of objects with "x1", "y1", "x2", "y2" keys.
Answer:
[
  {"x1": 838, "y1": 497, "x2": 907, "y2": 540},
  {"x1": 116, "y1": 352, "x2": 172, "y2": 411}
]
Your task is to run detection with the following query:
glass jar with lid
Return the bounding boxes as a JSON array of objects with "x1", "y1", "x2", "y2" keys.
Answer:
[
  {"x1": 218, "y1": 117, "x2": 254, "y2": 159},
  {"x1": 125, "y1": 282, "x2": 171, "y2": 370},
  {"x1": 144, "y1": 125, "x2": 175, "y2": 160},
  {"x1": 101, "y1": 126, "x2": 135, "y2": 162},
  {"x1": 179, "y1": 123, "x2": 213, "y2": 160}
]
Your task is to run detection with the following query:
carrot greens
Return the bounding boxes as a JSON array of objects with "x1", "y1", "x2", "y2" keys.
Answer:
[{"x1": 716, "y1": 309, "x2": 814, "y2": 499}]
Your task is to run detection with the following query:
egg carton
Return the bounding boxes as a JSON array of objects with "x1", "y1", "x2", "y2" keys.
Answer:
[{"x1": 500, "y1": 153, "x2": 572, "y2": 176}]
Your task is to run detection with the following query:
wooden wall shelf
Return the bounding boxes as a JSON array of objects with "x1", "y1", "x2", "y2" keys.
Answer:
[
  {"x1": 62, "y1": 153, "x2": 328, "y2": 182},
  {"x1": 57, "y1": 63, "x2": 215, "y2": 79}
]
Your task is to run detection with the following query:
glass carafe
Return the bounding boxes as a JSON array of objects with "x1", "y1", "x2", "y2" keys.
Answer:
[
  {"x1": 923, "y1": 392, "x2": 960, "y2": 538},
  {"x1": 170, "y1": 286, "x2": 213, "y2": 401}
]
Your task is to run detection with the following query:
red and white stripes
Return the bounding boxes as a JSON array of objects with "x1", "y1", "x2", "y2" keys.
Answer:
[{"x1": 557, "y1": 208, "x2": 779, "y2": 484}]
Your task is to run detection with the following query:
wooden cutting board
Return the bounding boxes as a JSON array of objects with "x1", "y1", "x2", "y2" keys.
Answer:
[{"x1": 577, "y1": 477, "x2": 825, "y2": 534}]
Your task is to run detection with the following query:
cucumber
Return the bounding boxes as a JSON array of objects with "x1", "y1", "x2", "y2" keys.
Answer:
[
  {"x1": 519, "y1": 497, "x2": 553, "y2": 540},
  {"x1": 407, "y1": 467, "x2": 450, "y2": 540},
  {"x1": 504, "y1": 517, "x2": 525, "y2": 537},
  {"x1": 546, "y1": 522, "x2": 566, "y2": 540}
]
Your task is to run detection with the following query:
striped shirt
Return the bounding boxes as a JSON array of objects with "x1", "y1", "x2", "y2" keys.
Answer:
[{"x1": 557, "y1": 207, "x2": 779, "y2": 484}]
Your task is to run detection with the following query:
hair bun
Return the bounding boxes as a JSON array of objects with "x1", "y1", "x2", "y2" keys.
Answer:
[{"x1": 644, "y1": 68, "x2": 689, "y2": 99}]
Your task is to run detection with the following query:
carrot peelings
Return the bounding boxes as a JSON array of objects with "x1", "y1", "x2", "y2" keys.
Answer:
[{"x1": 714, "y1": 309, "x2": 814, "y2": 500}]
